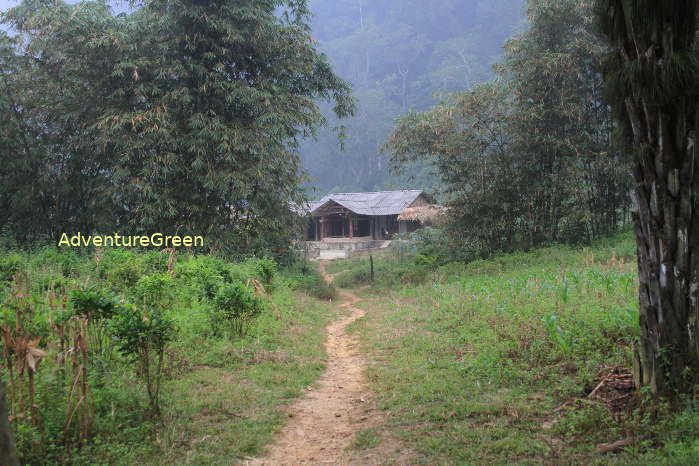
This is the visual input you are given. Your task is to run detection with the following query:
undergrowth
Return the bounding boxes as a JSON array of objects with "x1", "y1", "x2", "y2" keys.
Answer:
[{"x1": 0, "y1": 246, "x2": 333, "y2": 464}]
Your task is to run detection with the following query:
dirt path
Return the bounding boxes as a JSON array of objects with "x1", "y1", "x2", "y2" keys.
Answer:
[{"x1": 247, "y1": 262, "x2": 387, "y2": 465}]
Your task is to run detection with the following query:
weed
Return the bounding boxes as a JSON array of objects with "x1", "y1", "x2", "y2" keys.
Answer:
[
  {"x1": 350, "y1": 428, "x2": 380, "y2": 450},
  {"x1": 210, "y1": 282, "x2": 263, "y2": 336}
]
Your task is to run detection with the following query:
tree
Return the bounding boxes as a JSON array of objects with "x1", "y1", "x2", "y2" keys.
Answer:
[
  {"x1": 387, "y1": 82, "x2": 519, "y2": 257},
  {"x1": 595, "y1": 0, "x2": 699, "y2": 398},
  {"x1": 1, "y1": 0, "x2": 354, "y2": 256},
  {"x1": 95, "y1": 0, "x2": 354, "y2": 255},
  {"x1": 386, "y1": 0, "x2": 630, "y2": 258},
  {"x1": 503, "y1": 0, "x2": 628, "y2": 246},
  {"x1": 1, "y1": 2, "x2": 125, "y2": 242}
]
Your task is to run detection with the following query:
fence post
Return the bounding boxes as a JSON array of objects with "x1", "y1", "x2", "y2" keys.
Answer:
[{"x1": 370, "y1": 254, "x2": 374, "y2": 283}]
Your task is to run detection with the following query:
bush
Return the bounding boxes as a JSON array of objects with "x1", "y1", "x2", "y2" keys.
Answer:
[
  {"x1": 174, "y1": 257, "x2": 225, "y2": 299},
  {"x1": 71, "y1": 287, "x2": 119, "y2": 321},
  {"x1": 108, "y1": 305, "x2": 175, "y2": 415},
  {"x1": 210, "y1": 282, "x2": 263, "y2": 336},
  {"x1": 0, "y1": 252, "x2": 23, "y2": 282},
  {"x1": 134, "y1": 272, "x2": 173, "y2": 306},
  {"x1": 100, "y1": 249, "x2": 145, "y2": 287},
  {"x1": 282, "y1": 261, "x2": 336, "y2": 300},
  {"x1": 254, "y1": 258, "x2": 277, "y2": 285}
]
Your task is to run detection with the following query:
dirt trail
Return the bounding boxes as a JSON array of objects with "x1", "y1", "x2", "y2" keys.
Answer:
[{"x1": 247, "y1": 261, "x2": 387, "y2": 465}]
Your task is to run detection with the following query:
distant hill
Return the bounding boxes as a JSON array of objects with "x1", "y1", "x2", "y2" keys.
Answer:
[{"x1": 300, "y1": 0, "x2": 526, "y2": 196}]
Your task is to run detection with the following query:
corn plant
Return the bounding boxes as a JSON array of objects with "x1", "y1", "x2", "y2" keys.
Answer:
[
  {"x1": 541, "y1": 313, "x2": 573, "y2": 359},
  {"x1": 0, "y1": 273, "x2": 48, "y2": 429}
]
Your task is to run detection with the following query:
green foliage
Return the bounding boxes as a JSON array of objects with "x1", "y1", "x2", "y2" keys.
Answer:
[
  {"x1": 210, "y1": 282, "x2": 264, "y2": 336},
  {"x1": 134, "y1": 273, "x2": 173, "y2": 307},
  {"x1": 70, "y1": 287, "x2": 119, "y2": 321},
  {"x1": 108, "y1": 305, "x2": 176, "y2": 414},
  {"x1": 332, "y1": 229, "x2": 452, "y2": 288},
  {"x1": 174, "y1": 257, "x2": 225, "y2": 300},
  {"x1": 109, "y1": 306, "x2": 175, "y2": 362},
  {"x1": 541, "y1": 313, "x2": 573, "y2": 359},
  {"x1": 347, "y1": 234, "x2": 653, "y2": 463},
  {"x1": 100, "y1": 249, "x2": 146, "y2": 288},
  {"x1": 282, "y1": 261, "x2": 336, "y2": 300},
  {"x1": 0, "y1": 252, "x2": 22, "y2": 282},
  {"x1": 386, "y1": 0, "x2": 631, "y2": 258},
  {"x1": 254, "y1": 258, "x2": 277, "y2": 288},
  {"x1": 0, "y1": 244, "x2": 334, "y2": 463},
  {"x1": 0, "y1": 0, "x2": 354, "y2": 256}
]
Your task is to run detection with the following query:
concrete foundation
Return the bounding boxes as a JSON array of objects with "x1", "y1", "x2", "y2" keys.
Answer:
[{"x1": 305, "y1": 239, "x2": 391, "y2": 260}]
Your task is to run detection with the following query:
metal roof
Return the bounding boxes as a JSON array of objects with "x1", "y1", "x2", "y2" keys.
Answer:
[
  {"x1": 290, "y1": 200, "x2": 324, "y2": 215},
  {"x1": 311, "y1": 190, "x2": 424, "y2": 216}
]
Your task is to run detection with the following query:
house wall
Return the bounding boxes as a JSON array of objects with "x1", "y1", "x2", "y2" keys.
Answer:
[
  {"x1": 304, "y1": 239, "x2": 389, "y2": 260},
  {"x1": 398, "y1": 220, "x2": 420, "y2": 235}
]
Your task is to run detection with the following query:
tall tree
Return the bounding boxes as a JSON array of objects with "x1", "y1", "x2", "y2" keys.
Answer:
[
  {"x1": 387, "y1": 82, "x2": 519, "y2": 256},
  {"x1": 96, "y1": 0, "x2": 354, "y2": 255},
  {"x1": 1, "y1": 0, "x2": 353, "y2": 256},
  {"x1": 504, "y1": 0, "x2": 628, "y2": 246},
  {"x1": 387, "y1": 0, "x2": 630, "y2": 258},
  {"x1": 595, "y1": 1, "x2": 699, "y2": 397}
]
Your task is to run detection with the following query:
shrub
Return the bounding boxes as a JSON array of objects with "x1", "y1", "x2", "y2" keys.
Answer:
[
  {"x1": 174, "y1": 257, "x2": 224, "y2": 299},
  {"x1": 108, "y1": 305, "x2": 175, "y2": 415},
  {"x1": 71, "y1": 287, "x2": 119, "y2": 321},
  {"x1": 100, "y1": 249, "x2": 145, "y2": 287},
  {"x1": 282, "y1": 261, "x2": 336, "y2": 300},
  {"x1": 210, "y1": 282, "x2": 263, "y2": 336},
  {"x1": 134, "y1": 272, "x2": 173, "y2": 307},
  {"x1": 0, "y1": 252, "x2": 23, "y2": 282},
  {"x1": 71, "y1": 287, "x2": 120, "y2": 359},
  {"x1": 254, "y1": 258, "x2": 277, "y2": 286}
]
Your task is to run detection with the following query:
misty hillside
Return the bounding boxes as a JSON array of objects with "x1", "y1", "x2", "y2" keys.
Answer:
[{"x1": 300, "y1": 0, "x2": 526, "y2": 196}]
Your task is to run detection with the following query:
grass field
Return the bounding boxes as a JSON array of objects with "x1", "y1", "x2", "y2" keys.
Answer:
[{"x1": 332, "y1": 233, "x2": 699, "y2": 464}]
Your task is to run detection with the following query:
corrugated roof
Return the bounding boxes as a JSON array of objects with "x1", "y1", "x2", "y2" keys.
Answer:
[
  {"x1": 290, "y1": 200, "x2": 325, "y2": 215},
  {"x1": 311, "y1": 190, "x2": 423, "y2": 216}
]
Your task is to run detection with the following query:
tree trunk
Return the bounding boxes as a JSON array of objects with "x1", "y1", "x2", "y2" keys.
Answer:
[
  {"x1": 596, "y1": 0, "x2": 699, "y2": 399},
  {"x1": 629, "y1": 101, "x2": 699, "y2": 397},
  {"x1": 0, "y1": 380, "x2": 19, "y2": 466}
]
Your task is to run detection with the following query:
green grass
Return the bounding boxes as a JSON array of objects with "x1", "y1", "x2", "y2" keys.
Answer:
[
  {"x1": 341, "y1": 232, "x2": 699, "y2": 464},
  {"x1": 140, "y1": 290, "x2": 334, "y2": 464},
  {"x1": 350, "y1": 428, "x2": 381, "y2": 450}
]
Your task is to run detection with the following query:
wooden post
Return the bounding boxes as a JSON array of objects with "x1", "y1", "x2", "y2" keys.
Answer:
[
  {"x1": 348, "y1": 214, "x2": 354, "y2": 239},
  {"x1": 370, "y1": 254, "x2": 374, "y2": 283},
  {"x1": 319, "y1": 217, "x2": 324, "y2": 240}
]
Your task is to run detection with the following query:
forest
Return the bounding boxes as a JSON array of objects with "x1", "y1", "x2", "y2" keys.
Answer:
[
  {"x1": 299, "y1": 0, "x2": 525, "y2": 194},
  {"x1": 0, "y1": 0, "x2": 698, "y2": 464}
]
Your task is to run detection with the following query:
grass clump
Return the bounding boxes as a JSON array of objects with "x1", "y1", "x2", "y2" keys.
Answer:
[
  {"x1": 281, "y1": 260, "x2": 336, "y2": 300},
  {"x1": 210, "y1": 281, "x2": 264, "y2": 336}
]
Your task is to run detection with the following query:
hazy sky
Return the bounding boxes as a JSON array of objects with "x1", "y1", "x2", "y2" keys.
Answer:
[
  {"x1": 0, "y1": 0, "x2": 20, "y2": 12},
  {"x1": 1, "y1": 0, "x2": 132, "y2": 33},
  {"x1": 0, "y1": 0, "x2": 131, "y2": 17}
]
